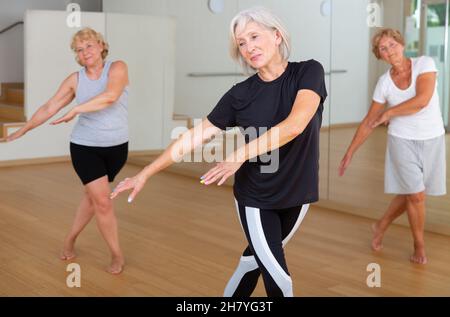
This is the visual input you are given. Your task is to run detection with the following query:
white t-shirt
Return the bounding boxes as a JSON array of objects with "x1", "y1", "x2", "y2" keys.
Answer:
[{"x1": 372, "y1": 55, "x2": 445, "y2": 140}]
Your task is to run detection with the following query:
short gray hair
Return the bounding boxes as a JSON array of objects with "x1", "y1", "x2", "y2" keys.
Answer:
[{"x1": 229, "y1": 7, "x2": 291, "y2": 74}]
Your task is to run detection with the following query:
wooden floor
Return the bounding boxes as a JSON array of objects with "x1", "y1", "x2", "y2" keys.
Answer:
[{"x1": 1, "y1": 162, "x2": 450, "y2": 296}]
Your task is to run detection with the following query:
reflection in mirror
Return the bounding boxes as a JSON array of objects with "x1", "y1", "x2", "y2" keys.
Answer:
[{"x1": 327, "y1": 0, "x2": 449, "y2": 238}]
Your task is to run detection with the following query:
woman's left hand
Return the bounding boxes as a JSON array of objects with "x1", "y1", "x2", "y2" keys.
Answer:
[
  {"x1": 371, "y1": 110, "x2": 391, "y2": 128},
  {"x1": 201, "y1": 157, "x2": 244, "y2": 186},
  {"x1": 50, "y1": 108, "x2": 79, "y2": 125}
]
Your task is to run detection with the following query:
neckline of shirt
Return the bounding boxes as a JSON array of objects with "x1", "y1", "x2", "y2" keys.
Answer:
[
  {"x1": 83, "y1": 61, "x2": 109, "y2": 82},
  {"x1": 388, "y1": 57, "x2": 415, "y2": 92},
  {"x1": 254, "y1": 62, "x2": 291, "y2": 85}
]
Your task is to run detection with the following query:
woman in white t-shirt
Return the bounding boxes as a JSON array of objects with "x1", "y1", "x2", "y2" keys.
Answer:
[{"x1": 339, "y1": 28, "x2": 446, "y2": 265}]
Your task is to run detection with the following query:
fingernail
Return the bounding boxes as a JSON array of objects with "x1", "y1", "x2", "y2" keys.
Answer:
[
  {"x1": 200, "y1": 180, "x2": 205, "y2": 184},
  {"x1": 128, "y1": 197, "x2": 133, "y2": 203},
  {"x1": 200, "y1": 176, "x2": 205, "y2": 180}
]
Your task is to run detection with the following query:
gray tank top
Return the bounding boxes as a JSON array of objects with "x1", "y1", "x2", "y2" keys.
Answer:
[{"x1": 71, "y1": 60, "x2": 129, "y2": 147}]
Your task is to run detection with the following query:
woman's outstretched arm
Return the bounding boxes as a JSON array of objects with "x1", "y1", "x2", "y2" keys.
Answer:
[
  {"x1": 110, "y1": 119, "x2": 222, "y2": 202},
  {"x1": 5, "y1": 73, "x2": 77, "y2": 142},
  {"x1": 338, "y1": 100, "x2": 385, "y2": 176}
]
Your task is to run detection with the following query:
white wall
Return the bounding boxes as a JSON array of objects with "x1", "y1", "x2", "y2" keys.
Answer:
[
  {"x1": 0, "y1": 10, "x2": 175, "y2": 161},
  {"x1": 0, "y1": 0, "x2": 102, "y2": 94},
  {"x1": 330, "y1": 0, "x2": 372, "y2": 124},
  {"x1": 106, "y1": 13, "x2": 176, "y2": 149}
]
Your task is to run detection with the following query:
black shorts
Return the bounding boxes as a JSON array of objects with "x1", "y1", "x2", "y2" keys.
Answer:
[{"x1": 70, "y1": 142, "x2": 128, "y2": 185}]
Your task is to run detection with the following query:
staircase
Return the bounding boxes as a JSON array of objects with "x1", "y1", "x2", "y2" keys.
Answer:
[{"x1": 0, "y1": 82, "x2": 26, "y2": 139}]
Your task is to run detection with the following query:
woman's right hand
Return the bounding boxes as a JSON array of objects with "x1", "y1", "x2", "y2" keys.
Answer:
[
  {"x1": 338, "y1": 152, "x2": 353, "y2": 176},
  {"x1": 110, "y1": 173, "x2": 148, "y2": 203},
  {"x1": 5, "y1": 128, "x2": 27, "y2": 143}
]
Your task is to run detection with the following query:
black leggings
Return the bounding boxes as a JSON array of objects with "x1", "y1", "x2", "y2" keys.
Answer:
[{"x1": 224, "y1": 200, "x2": 309, "y2": 297}]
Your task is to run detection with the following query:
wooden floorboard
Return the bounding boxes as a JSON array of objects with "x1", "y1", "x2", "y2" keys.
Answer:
[{"x1": 1, "y1": 162, "x2": 450, "y2": 296}]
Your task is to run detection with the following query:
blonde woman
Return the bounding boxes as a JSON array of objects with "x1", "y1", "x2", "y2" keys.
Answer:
[
  {"x1": 6, "y1": 28, "x2": 129, "y2": 274},
  {"x1": 339, "y1": 28, "x2": 446, "y2": 264},
  {"x1": 112, "y1": 7, "x2": 326, "y2": 296}
]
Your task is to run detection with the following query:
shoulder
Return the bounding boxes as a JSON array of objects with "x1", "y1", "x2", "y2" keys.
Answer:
[
  {"x1": 64, "y1": 72, "x2": 78, "y2": 89},
  {"x1": 416, "y1": 55, "x2": 434, "y2": 63},
  {"x1": 293, "y1": 59, "x2": 325, "y2": 73},
  {"x1": 229, "y1": 75, "x2": 257, "y2": 96},
  {"x1": 107, "y1": 61, "x2": 129, "y2": 82},
  {"x1": 110, "y1": 60, "x2": 128, "y2": 73},
  {"x1": 289, "y1": 59, "x2": 325, "y2": 82},
  {"x1": 415, "y1": 55, "x2": 436, "y2": 68},
  {"x1": 377, "y1": 70, "x2": 390, "y2": 86},
  {"x1": 67, "y1": 72, "x2": 78, "y2": 81},
  {"x1": 374, "y1": 72, "x2": 390, "y2": 94}
]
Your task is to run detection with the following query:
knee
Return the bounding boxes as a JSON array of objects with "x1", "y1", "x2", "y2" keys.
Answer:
[
  {"x1": 406, "y1": 192, "x2": 426, "y2": 204},
  {"x1": 86, "y1": 200, "x2": 95, "y2": 215},
  {"x1": 84, "y1": 195, "x2": 95, "y2": 214},
  {"x1": 238, "y1": 256, "x2": 259, "y2": 271},
  {"x1": 91, "y1": 195, "x2": 113, "y2": 215}
]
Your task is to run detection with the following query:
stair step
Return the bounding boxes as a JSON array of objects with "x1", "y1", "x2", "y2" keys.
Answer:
[
  {"x1": 2, "y1": 83, "x2": 24, "y2": 89},
  {"x1": 0, "y1": 103, "x2": 26, "y2": 121},
  {"x1": 0, "y1": 100, "x2": 24, "y2": 107},
  {"x1": 5, "y1": 88, "x2": 24, "y2": 105},
  {"x1": 173, "y1": 113, "x2": 193, "y2": 129},
  {"x1": 0, "y1": 83, "x2": 24, "y2": 105}
]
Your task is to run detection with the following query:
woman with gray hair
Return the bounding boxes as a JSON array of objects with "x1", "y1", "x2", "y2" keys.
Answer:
[
  {"x1": 112, "y1": 7, "x2": 327, "y2": 296},
  {"x1": 339, "y1": 28, "x2": 446, "y2": 264}
]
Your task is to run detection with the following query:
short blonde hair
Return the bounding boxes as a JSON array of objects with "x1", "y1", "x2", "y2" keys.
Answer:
[
  {"x1": 371, "y1": 28, "x2": 405, "y2": 59},
  {"x1": 229, "y1": 7, "x2": 291, "y2": 74},
  {"x1": 70, "y1": 27, "x2": 109, "y2": 65}
]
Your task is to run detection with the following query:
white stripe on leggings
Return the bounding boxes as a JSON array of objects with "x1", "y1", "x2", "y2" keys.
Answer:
[
  {"x1": 223, "y1": 255, "x2": 259, "y2": 297},
  {"x1": 234, "y1": 198, "x2": 244, "y2": 232},
  {"x1": 282, "y1": 204, "x2": 309, "y2": 247},
  {"x1": 245, "y1": 206, "x2": 293, "y2": 297}
]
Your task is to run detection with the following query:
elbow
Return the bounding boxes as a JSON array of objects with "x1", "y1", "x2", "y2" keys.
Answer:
[
  {"x1": 288, "y1": 125, "x2": 304, "y2": 138},
  {"x1": 43, "y1": 103, "x2": 57, "y2": 117},
  {"x1": 104, "y1": 92, "x2": 119, "y2": 105},
  {"x1": 418, "y1": 102, "x2": 429, "y2": 110},
  {"x1": 416, "y1": 95, "x2": 432, "y2": 110}
]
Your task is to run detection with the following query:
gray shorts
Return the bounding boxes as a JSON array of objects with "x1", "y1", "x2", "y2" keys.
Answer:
[{"x1": 385, "y1": 134, "x2": 447, "y2": 195}]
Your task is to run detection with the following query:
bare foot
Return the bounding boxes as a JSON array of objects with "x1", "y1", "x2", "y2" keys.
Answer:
[
  {"x1": 371, "y1": 222, "x2": 384, "y2": 251},
  {"x1": 60, "y1": 237, "x2": 77, "y2": 260},
  {"x1": 410, "y1": 244, "x2": 427, "y2": 264},
  {"x1": 107, "y1": 256, "x2": 125, "y2": 274}
]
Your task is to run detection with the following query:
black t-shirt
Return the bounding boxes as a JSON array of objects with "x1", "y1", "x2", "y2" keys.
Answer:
[{"x1": 207, "y1": 59, "x2": 327, "y2": 209}]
